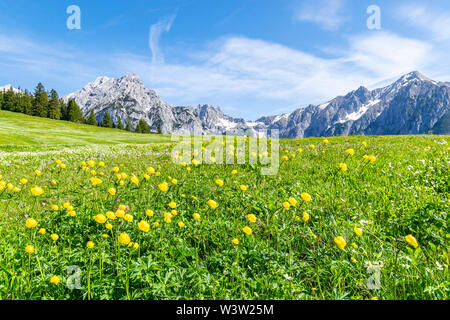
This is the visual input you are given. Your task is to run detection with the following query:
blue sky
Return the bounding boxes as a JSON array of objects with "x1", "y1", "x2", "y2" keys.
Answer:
[{"x1": 0, "y1": 0, "x2": 449, "y2": 119}]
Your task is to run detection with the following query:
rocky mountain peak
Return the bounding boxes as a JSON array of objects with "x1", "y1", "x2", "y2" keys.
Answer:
[{"x1": 64, "y1": 71, "x2": 449, "y2": 137}]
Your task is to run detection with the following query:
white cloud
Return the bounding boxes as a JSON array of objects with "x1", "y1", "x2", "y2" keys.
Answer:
[
  {"x1": 398, "y1": 4, "x2": 450, "y2": 41},
  {"x1": 345, "y1": 32, "x2": 432, "y2": 79},
  {"x1": 0, "y1": 27, "x2": 448, "y2": 119},
  {"x1": 149, "y1": 14, "x2": 176, "y2": 64},
  {"x1": 294, "y1": 0, "x2": 346, "y2": 30}
]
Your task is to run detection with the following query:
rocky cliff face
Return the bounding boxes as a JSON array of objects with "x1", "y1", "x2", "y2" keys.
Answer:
[
  {"x1": 258, "y1": 71, "x2": 449, "y2": 137},
  {"x1": 64, "y1": 71, "x2": 449, "y2": 137}
]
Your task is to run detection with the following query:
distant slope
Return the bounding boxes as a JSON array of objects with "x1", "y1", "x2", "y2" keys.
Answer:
[{"x1": 0, "y1": 110, "x2": 171, "y2": 149}]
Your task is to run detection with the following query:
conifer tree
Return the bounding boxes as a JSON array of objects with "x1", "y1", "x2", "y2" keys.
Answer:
[
  {"x1": 117, "y1": 116, "x2": 123, "y2": 130},
  {"x1": 102, "y1": 112, "x2": 113, "y2": 128},
  {"x1": 32, "y1": 83, "x2": 48, "y2": 117},
  {"x1": 86, "y1": 110, "x2": 97, "y2": 126},
  {"x1": 135, "y1": 119, "x2": 150, "y2": 134},
  {"x1": 67, "y1": 99, "x2": 84, "y2": 123},
  {"x1": 125, "y1": 117, "x2": 132, "y2": 131},
  {"x1": 59, "y1": 99, "x2": 68, "y2": 120},
  {"x1": 47, "y1": 89, "x2": 61, "y2": 120}
]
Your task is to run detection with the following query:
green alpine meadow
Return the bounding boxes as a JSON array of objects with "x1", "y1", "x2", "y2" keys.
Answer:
[{"x1": 0, "y1": 110, "x2": 448, "y2": 300}]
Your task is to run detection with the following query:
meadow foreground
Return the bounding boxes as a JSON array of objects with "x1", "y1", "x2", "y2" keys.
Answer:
[{"x1": 0, "y1": 134, "x2": 448, "y2": 300}]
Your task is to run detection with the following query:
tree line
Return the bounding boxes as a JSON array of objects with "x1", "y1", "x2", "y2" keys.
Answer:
[{"x1": 0, "y1": 83, "x2": 155, "y2": 134}]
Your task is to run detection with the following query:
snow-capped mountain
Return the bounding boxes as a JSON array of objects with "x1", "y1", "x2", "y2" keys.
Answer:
[
  {"x1": 259, "y1": 71, "x2": 449, "y2": 137},
  {"x1": 63, "y1": 74, "x2": 265, "y2": 135},
  {"x1": 64, "y1": 71, "x2": 449, "y2": 137},
  {"x1": 0, "y1": 84, "x2": 21, "y2": 93}
]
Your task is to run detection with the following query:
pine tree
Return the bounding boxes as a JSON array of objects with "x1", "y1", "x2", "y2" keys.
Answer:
[
  {"x1": 125, "y1": 117, "x2": 132, "y2": 131},
  {"x1": 102, "y1": 112, "x2": 113, "y2": 128},
  {"x1": 135, "y1": 119, "x2": 150, "y2": 134},
  {"x1": 2, "y1": 88, "x2": 15, "y2": 112},
  {"x1": 59, "y1": 99, "x2": 68, "y2": 120},
  {"x1": 19, "y1": 91, "x2": 32, "y2": 115},
  {"x1": 32, "y1": 83, "x2": 48, "y2": 117},
  {"x1": 67, "y1": 99, "x2": 84, "y2": 123},
  {"x1": 47, "y1": 89, "x2": 61, "y2": 120},
  {"x1": 86, "y1": 110, "x2": 97, "y2": 126},
  {"x1": 117, "y1": 116, "x2": 123, "y2": 130},
  {"x1": 157, "y1": 123, "x2": 162, "y2": 134}
]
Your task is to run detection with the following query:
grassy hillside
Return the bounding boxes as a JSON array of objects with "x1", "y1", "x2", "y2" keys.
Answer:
[
  {"x1": 0, "y1": 110, "x2": 171, "y2": 150},
  {"x1": 0, "y1": 109, "x2": 448, "y2": 300}
]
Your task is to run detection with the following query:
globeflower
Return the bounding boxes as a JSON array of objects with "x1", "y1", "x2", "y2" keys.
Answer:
[
  {"x1": 353, "y1": 225, "x2": 363, "y2": 236},
  {"x1": 247, "y1": 214, "x2": 257, "y2": 223},
  {"x1": 25, "y1": 218, "x2": 38, "y2": 229},
  {"x1": 405, "y1": 234, "x2": 419, "y2": 248},
  {"x1": 51, "y1": 204, "x2": 59, "y2": 211},
  {"x1": 38, "y1": 228, "x2": 46, "y2": 235},
  {"x1": 282, "y1": 202, "x2": 291, "y2": 210},
  {"x1": 158, "y1": 182, "x2": 169, "y2": 192},
  {"x1": 86, "y1": 241, "x2": 95, "y2": 249},
  {"x1": 50, "y1": 234, "x2": 59, "y2": 241},
  {"x1": 147, "y1": 167, "x2": 155, "y2": 174},
  {"x1": 50, "y1": 275, "x2": 61, "y2": 285},
  {"x1": 240, "y1": 185, "x2": 247, "y2": 191},
  {"x1": 339, "y1": 163, "x2": 348, "y2": 172},
  {"x1": 301, "y1": 192, "x2": 312, "y2": 202},
  {"x1": 288, "y1": 197, "x2": 297, "y2": 207},
  {"x1": 94, "y1": 214, "x2": 107, "y2": 224},
  {"x1": 124, "y1": 214, "x2": 133, "y2": 222},
  {"x1": 207, "y1": 200, "x2": 218, "y2": 209},
  {"x1": 368, "y1": 155, "x2": 376, "y2": 163},
  {"x1": 232, "y1": 238, "x2": 240, "y2": 245},
  {"x1": 302, "y1": 211, "x2": 310, "y2": 222},
  {"x1": 334, "y1": 236, "x2": 347, "y2": 250},
  {"x1": 90, "y1": 177, "x2": 103, "y2": 186},
  {"x1": 20, "y1": 178, "x2": 28, "y2": 185},
  {"x1": 146, "y1": 209, "x2": 154, "y2": 217},
  {"x1": 108, "y1": 188, "x2": 116, "y2": 196},
  {"x1": 168, "y1": 201, "x2": 177, "y2": 209},
  {"x1": 242, "y1": 226, "x2": 252, "y2": 235},
  {"x1": 131, "y1": 176, "x2": 139, "y2": 185},
  {"x1": 346, "y1": 149, "x2": 355, "y2": 156},
  {"x1": 178, "y1": 221, "x2": 185, "y2": 228},
  {"x1": 215, "y1": 179, "x2": 224, "y2": 186},
  {"x1": 138, "y1": 220, "x2": 150, "y2": 232},
  {"x1": 115, "y1": 209, "x2": 125, "y2": 218},
  {"x1": 231, "y1": 169, "x2": 238, "y2": 175},
  {"x1": 118, "y1": 233, "x2": 131, "y2": 245},
  {"x1": 31, "y1": 186, "x2": 44, "y2": 196},
  {"x1": 25, "y1": 245, "x2": 34, "y2": 254},
  {"x1": 193, "y1": 213, "x2": 201, "y2": 221}
]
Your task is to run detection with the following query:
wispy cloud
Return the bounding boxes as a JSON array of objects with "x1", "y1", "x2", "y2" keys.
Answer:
[
  {"x1": 294, "y1": 0, "x2": 346, "y2": 30},
  {"x1": 398, "y1": 4, "x2": 450, "y2": 41},
  {"x1": 149, "y1": 14, "x2": 176, "y2": 64},
  {"x1": 0, "y1": 24, "x2": 447, "y2": 119}
]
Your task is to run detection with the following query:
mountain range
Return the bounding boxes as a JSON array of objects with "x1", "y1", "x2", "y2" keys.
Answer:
[{"x1": 57, "y1": 71, "x2": 448, "y2": 137}]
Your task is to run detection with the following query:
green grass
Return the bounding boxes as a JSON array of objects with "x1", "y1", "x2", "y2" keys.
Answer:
[
  {"x1": 0, "y1": 111, "x2": 448, "y2": 300},
  {"x1": 0, "y1": 110, "x2": 171, "y2": 150}
]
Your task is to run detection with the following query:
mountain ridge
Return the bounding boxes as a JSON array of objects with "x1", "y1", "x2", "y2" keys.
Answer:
[{"x1": 62, "y1": 71, "x2": 449, "y2": 137}]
